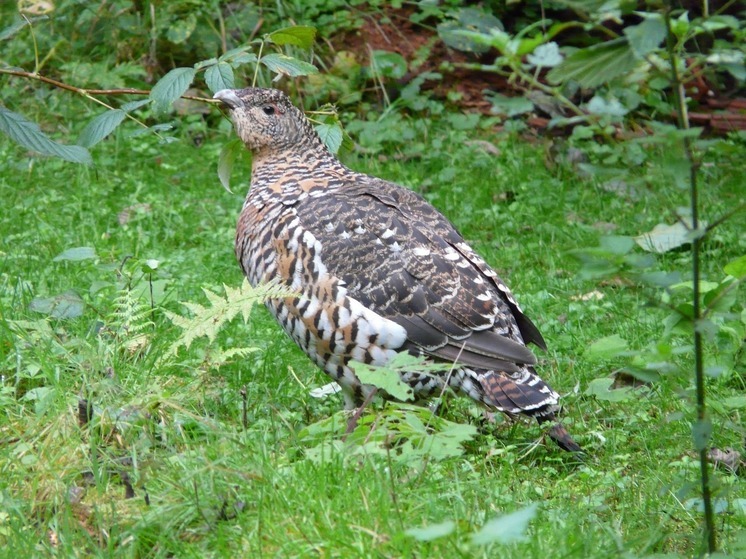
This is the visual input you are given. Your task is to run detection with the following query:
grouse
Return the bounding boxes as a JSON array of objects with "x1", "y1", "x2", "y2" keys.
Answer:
[{"x1": 214, "y1": 87, "x2": 580, "y2": 452}]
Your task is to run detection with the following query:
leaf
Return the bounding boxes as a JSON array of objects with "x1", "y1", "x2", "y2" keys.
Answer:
[
  {"x1": 547, "y1": 40, "x2": 638, "y2": 88},
  {"x1": 205, "y1": 62, "x2": 235, "y2": 93},
  {"x1": 260, "y1": 53, "x2": 318, "y2": 78},
  {"x1": 52, "y1": 246, "x2": 97, "y2": 262},
  {"x1": 149, "y1": 67, "x2": 196, "y2": 113},
  {"x1": 471, "y1": 504, "x2": 539, "y2": 545},
  {"x1": 217, "y1": 138, "x2": 245, "y2": 193},
  {"x1": 166, "y1": 13, "x2": 196, "y2": 44},
  {"x1": 406, "y1": 521, "x2": 456, "y2": 541},
  {"x1": 355, "y1": 366, "x2": 415, "y2": 402},
  {"x1": 0, "y1": 107, "x2": 92, "y2": 165},
  {"x1": 624, "y1": 15, "x2": 667, "y2": 59},
  {"x1": 526, "y1": 42, "x2": 563, "y2": 68},
  {"x1": 692, "y1": 419, "x2": 712, "y2": 451},
  {"x1": 586, "y1": 334, "x2": 628, "y2": 361},
  {"x1": 487, "y1": 93, "x2": 534, "y2": 117},
  {"x1": 724, "y1": 255, "x2": 746, "y2": 279},
  {"x1": 586, "y1": 95, "x2": 628, "y2": 117},
  {"x1": 120, "y1": 99, "x2": 151, "y2": 112},
  {"x1": 315, "y1": 123, "x2": 343, "y2": 154},
  {"x1": 437, "y1": 8, "x2": 503, "y2": 54},
  {"x1": 29, "y1": 290, "x2": 85, "y2": 319},
  {"x1": 267, "y1": 26, "x2": 317, "y2": 48},
  {"x1": 369, "y1": 51, "x2": 407, "y2": 79},
  {"x1": 634, "y1": 221, "x2": 691, "y2": 253},
  {"x1": 584, "y1": 378, "x2": 634, "y2": 402},
  {"x1": 77, "y1": 109, "x2": 126, "y2": 148}
]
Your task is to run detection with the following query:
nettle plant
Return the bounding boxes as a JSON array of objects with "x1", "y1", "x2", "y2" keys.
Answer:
[{"x1": 0, "y1": 21, "x2": 344, "y2": 172}]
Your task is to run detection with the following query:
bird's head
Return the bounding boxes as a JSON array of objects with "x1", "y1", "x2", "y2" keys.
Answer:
[{"x1": 214, "y1": 88, "x2": 323, "y2": 155}]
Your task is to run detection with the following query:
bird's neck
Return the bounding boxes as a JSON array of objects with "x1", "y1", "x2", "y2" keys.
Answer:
[{"x1": 250, "y1": 146, "x2": 346, "y2": 184}]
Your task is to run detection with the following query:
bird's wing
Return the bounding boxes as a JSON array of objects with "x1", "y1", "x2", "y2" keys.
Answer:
[{"x1": 293, "y1": 175, "x2": 546, "y2": 372}]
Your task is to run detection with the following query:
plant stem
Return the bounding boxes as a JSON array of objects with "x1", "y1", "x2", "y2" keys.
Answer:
[{"x1": 664, "y1": 5, "x2": 716, "y2": 554}]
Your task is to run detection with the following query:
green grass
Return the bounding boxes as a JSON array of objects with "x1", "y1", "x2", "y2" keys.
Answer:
[{"x1": 1, "y1": 113, "x2": 745, "y2": 558}]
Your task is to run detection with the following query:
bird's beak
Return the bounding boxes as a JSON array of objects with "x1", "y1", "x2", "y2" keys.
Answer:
[{"x1": 214, "y1": 89, "x2": 242, "y2": 110}]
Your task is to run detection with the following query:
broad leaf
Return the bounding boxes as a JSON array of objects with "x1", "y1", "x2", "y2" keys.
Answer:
[
  {"x1": 487, "y1": 93, "x2": 534, "y2": 117},
  {"x1": 526, "y1": 42, "x2": 563, "y2": 68},
  {"x1": 355, "y1": 366, "x2": 415, "y2": 402},
  {"x1": 624, "y1": 15, "x2": 666, "y2": 59},
  {"x1": 315, "y1": 123, "x2": 343, "y2": 154},
  {"x1": 471, "y1": 504, "x2": 539, "y2": 545},
  {"x1": 166, "y1": 13, "x2": 196, "y2": 44},
  {"x1": 260, "y1": 53, "x2": 318, "y2": 77},
  {"x1": 120, "y1": 99, "x2": 151, "y2": 112},
  {"x1": 150, "y1": 67, "x2": 196, "y2": 113},
  {"x1": 29, "y1": 290, "x2": 85, "y2": 319},
  {"x1": 53, "y1": 247, "x2": 97, "y2": 262},
  {"x1": 205, "y1": 62, "x2": 234, "y2": 93},
  {"x1": 547, "y1": 39, "x2": 638, "y2": 88},
  {"x1": 0, "y1": 107, "x2": 92, "y2": 165},
  {"x1": 584, "y1": 378, "x2": 634, "y2": 402},
  {"x1": 634, "y1": 221, "x2": 692, "y2": 253},
  {"x1": 370, "y1": 50, "x2": 407, "y2": 79},
  {"x1": 406, "y1": 521, "x2": 456, "y2": 541},
  {"x1": 77, "y1": 109, "x2": 126, "y2": 148},
  {"x1": 267, "y1": 26, "x2": 317, "y2": 48},
  {"x1": 586, "y1": 334, "x2": 628, "y2": 361},
  {"x1": 692, "y1": 419, "x2": 712, "y2": 451},
  {"x1": 724, "y1": 255, "x2": 746, "y2": 279},
  {"x1": 217, "y1": 138, "x2": 245, "y2": 193}
]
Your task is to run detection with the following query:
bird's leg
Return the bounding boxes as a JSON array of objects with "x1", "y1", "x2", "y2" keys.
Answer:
[{"x1": 342, "y1": 387, "x2": 378, "y2": 440}]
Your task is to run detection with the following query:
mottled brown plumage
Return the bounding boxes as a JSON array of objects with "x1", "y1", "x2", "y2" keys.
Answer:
[{"x1": 214, "y1": 87, "x2": 580, "y2": 452}]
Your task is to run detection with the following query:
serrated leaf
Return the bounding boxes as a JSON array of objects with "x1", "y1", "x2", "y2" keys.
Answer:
[
  {"x1": 315, "y1": 123, "x2": 343, "y2": 154},
  {"x1": 53, "y1": 247, "x2": 97, "y2": 262},
  {"x1": 471, "y1": 504, "x2": 539, "y2": 545},
  {"x1": 724, "y1": 255, "x2": 746, "y2": 279},
  {"x1": 526, "y1": 42, "x2": 563, "y2": 68},
  {"x1": 406, "y1": 521, "x2": 456, "y2": 541},
  {"x1": 584, "y1": 378, "x2": 633, "y2": 402},
  {"x1": 267, "y1": 26, "x2": 317, "y2": 48},
  {"x1": 0, "y1": 107, "x2": 92, "y2": 165},
  {"x1": 205, "y1": 62, "x2": 234, "y2": 93},
  {"x1": 150, "y1": 67, "x2": 196, "y2": 113},
  {"x1": 120, "y1": 99, "x2": 151, "y2": 112},
  {"x1": 29, "y1": 290, "x2": 85, "y2": 319},
  {"x1": 547, "y1": 39, "x2": 638, "y2": 88},
  {"x1": 218, "y1": 138, "x2": 245, "y2": 193},
  {"x1": 355, "y1": 366, "x2": 415, "y2": 402},
  {"x1": 77, "y1": 109, "x2": 126, "y2": 148},
  {"x1": 624, "y1": 15, "x2": 666, "y2": 59},
  {"x1": 586, "y1": 334, "x2": 628, "y2": 361},
  {"x1": 634, "y1": 221, "x2": 691, "y2": 253},
  {"x1": 260, "y1": 53, "x2": 318, "y2": 78}
]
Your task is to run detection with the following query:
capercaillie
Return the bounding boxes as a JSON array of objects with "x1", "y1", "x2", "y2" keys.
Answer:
[{"x1": 214, "y1": 87, "x2": 580, "y2": 452}]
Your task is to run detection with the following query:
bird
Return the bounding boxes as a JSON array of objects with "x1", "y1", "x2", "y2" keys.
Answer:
[{"x1": 214, "y1": 87, "x2": 580, "y2": 452}]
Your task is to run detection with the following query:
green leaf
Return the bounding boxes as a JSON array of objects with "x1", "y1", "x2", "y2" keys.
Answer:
[
  {"x1": 29, "y1": 290, "x2": 85, "y2": 319},
  {"x1": 691, "y1": 419, "x2": 711, "y2": 451},
  {"x1": 724, "y1": 255, "x2": 746, "y2": 279},
  {"x1": 260, "y1": 53, "x2": 318, "y2": 78},
  {"x1": 547, "y1": 39, "x2": 638, "y2": 88},
  {"x1": 487, "y1": 93, "x2": 534, "y2": 117},
  {"x1": 526, "y1": 42, "x2": 563, "y2": 68},
  {"x1": 355, "y1": 366, "x2": 415, "y2": 402},
  {"x1": 471, "y1": 504, "x2": 539, "y2": 545},
  {"x1": 586, "y1": 334, "x2": 628, "y2": 361},
  {"x1": 406, "y1": 521, "x2": 455, "y2": 541},
  {"x1": 624, "y1": 15, "x2": 666, "y2": 59},
  {"x1": 205, "y1": 62, "x2": 235, "y2": 93},
  {"x1": 267, "y1": 26, "x2": 317, "y2": 48},
  {"x1": 166, "y1": 13, "x2": 196, "y2": 44},
  {"x1": 53, "y1": 247, "x2": 97, "y2": 262},
  {"x1": 584, "y1": 378, "x2": 633, "y2": 402},
  {"x1": 369, "y1": 50, "x2": 407, "y2": 80},
  {"x1": 634, "y1": 221, "x2": 691, "y2": 254},
  {"x1": 120, "y1": 99, "x2": 151, "y2": 112},
  {"x1": 217, "y1": 138, "x2": 245, "y2": 193},
  {"x1": 0, "y1": 107, "x2": 92, "y2": 165},
  {"x1": 150, "y1": 67, "x2": 196, "y2": 113},
  {"x1": 77, "y1": 109, "x2": 126, "y2": 148},
  {"x1": 723, "y1": 396, "x2": 746, "y2": 410},
  {"x1": 315, "y1": 123, "x2": 343, "y2": 154},
  {"x1": 437, "y1": 8, "x2": 504, "y2": 54}
]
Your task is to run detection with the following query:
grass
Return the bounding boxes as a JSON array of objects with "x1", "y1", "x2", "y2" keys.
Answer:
[{"x1": 1, "y1": 108, "x2": 745, "y2": 558}]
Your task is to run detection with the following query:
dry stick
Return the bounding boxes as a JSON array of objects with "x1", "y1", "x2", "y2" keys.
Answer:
[{"x1": 664, "y1": 6, "x2": 717, "y2": 555}]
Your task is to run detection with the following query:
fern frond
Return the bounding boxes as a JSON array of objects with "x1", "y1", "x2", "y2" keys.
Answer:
[{"x1": 164, "y1": 279, "x2": 294, "y2": 357}]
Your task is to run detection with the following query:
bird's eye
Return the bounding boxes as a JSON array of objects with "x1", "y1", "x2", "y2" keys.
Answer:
[{"x1": 262, "y1": 105, "x2": 275, "y2": 116}]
